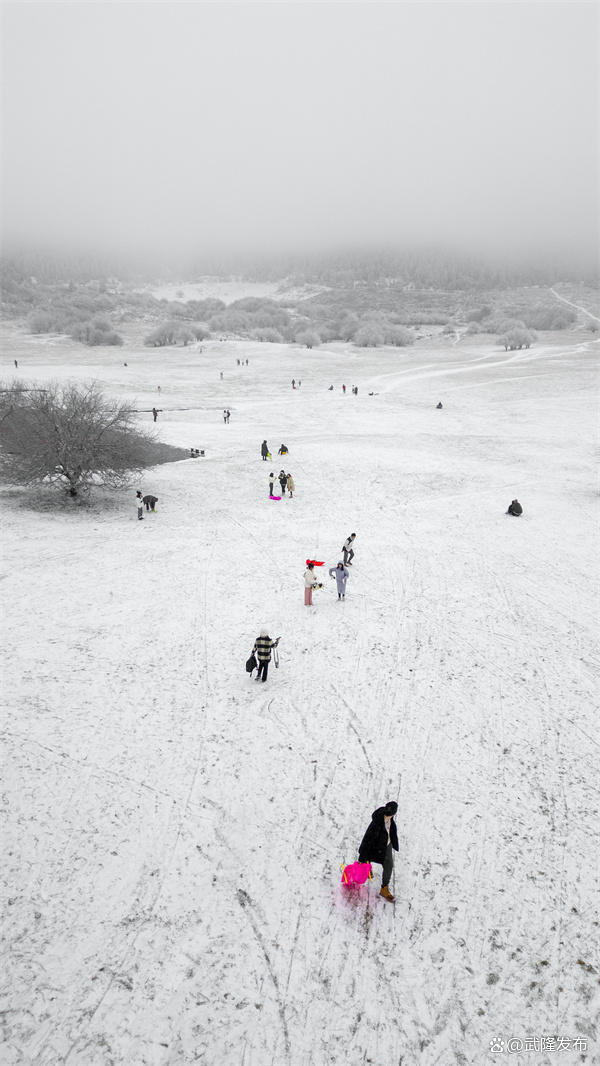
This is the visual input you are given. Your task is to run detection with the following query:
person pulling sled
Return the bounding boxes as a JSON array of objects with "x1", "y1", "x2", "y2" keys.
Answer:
[{"x1": 358, "y1": 801, "x2": 399, "y2": 902}]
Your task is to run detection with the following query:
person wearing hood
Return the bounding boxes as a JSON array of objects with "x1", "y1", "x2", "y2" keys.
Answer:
[
  {"x1": 328, "y1": 561, "x2": 349, "y2": 599},
  {"x1": 286, "y1": 473, "x2": 295, "y2": 497},
  {"x1": 506, "y1": 499, "x2": 523, "y2": 516},
  {"x1": 279, "y1": 470, "x2": 288, "y2": 495},
  {"x1": 304, "y1": 562, "x2": 320, "y2": 605},
  {"x1": 261, "y1": 440, "x2": 269, "y2": 461},
  {"x1": 358, "y1": 801, "x2": 399, "y2": 902},
  {"x1": 252, "y1": 628, "x2": 280, "y2": 682},
  {"x1": 436, "y1": 402, "x2": 443, "y2": 409}
]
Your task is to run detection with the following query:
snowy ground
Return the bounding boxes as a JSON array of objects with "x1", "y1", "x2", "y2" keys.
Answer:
[{"x1": 1, "y1": 328, "x2": 598, "y2": 1066}]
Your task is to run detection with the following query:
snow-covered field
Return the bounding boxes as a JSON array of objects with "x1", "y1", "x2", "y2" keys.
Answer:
[{"x1": 1, "y1": 329, "x2": 598, "y2": 1066}]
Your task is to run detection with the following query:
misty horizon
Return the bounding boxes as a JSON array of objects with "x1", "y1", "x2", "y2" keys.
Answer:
[{"x1": 2, "y1": 2, "x2": 598, "y2": 269}]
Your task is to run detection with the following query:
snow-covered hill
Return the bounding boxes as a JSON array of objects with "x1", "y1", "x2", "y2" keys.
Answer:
[{"x1": 1, "y1": 332, "x2": 598, "y2": 1065}]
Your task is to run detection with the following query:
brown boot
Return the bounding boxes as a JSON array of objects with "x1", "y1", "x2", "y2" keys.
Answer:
[{"x1": 380, "y1": 886, "x2": 395, "y2": 903}]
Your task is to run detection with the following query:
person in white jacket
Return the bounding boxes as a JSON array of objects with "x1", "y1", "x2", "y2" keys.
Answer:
[
  {"x1": 269, "y1": 472, "x2": 276, "y2": 497},
  {"x1": 304, "y1": 563, "x2": 321, "y2": 606},
  {"x1": 136, "y1": 491, "x2": 144, "y2": 521}
]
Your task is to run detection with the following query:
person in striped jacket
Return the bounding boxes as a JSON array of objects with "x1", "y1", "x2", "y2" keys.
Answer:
[{"x1": 253, "y1": 628, "x2": 280, "y2": 682}]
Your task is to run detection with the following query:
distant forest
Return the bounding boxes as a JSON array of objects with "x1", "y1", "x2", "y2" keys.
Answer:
[{"x1": 2, "y1": 246, "x2": 597, "y2": 290}]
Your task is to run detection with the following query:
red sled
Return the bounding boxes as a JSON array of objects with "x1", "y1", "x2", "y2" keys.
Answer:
[
  {"x1": 306, "y1": 559, "x2": 325, "y2": 566},
  {"x1": 341, "y1": 862, "x2": 372, "y2": 886}
]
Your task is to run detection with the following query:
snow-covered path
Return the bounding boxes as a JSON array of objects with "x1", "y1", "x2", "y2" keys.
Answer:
[{"x1": 1, "y1": 332, "x2": 598, "y2": 1065}]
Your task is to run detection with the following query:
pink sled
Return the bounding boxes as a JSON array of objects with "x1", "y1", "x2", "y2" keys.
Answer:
[{"x1": 341, "y1": 862, "x2": 372, "y2": 886}]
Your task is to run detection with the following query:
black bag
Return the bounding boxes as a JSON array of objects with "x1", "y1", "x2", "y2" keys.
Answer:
[{"x1": 246, "y1": 654, "x2": 257, "y2": 673}]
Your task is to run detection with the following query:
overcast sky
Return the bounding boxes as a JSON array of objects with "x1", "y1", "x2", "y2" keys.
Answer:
[{"x1": 2, "y1": 1, "x2": 598, "y2": 263}]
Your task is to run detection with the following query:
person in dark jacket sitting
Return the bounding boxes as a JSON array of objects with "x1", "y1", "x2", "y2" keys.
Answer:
[
  {"x1": 252, "y1": 628, "x2": 280, "y2": 682},
  {"x1": 506, "y1": 499, "x2": 523, "y2": 516},
  {"x1": 358, "y1": 801, "x2": 399, "y2": 902}
]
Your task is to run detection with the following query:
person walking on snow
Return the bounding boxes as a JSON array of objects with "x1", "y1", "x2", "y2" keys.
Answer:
[
  {"x1": 329, "y1": 561, "x2": 349, "y2": 599},
  {"x1": 304, "y1": 563, "x2": 321, "y2": 605},
  {"x1": 286, "y1": 473, "x2": 295, "y2": 497},
  {"x1": 269, "y1": 472, "x2": 276, "y2": 497},
  {"x1": 136, "y1": 491, "x2": 144, "y2": 521},
  {"x1": 506, "y1": 499, "x2": 523, "y2": 516},
  {"x1": 342, "y1": 533, "x2": 356, "y2": 566},
  {"x1": 358, "y1": 801, "x2": 399, "y2": 902},
  {"x1": 279, "y1": 471, "x2": 288, "y2": 495},
  {"x1": 261, "y1": 440, "x2": 269, "y2": 461},
  {"x1": 152, "y1": 407, "x2": 158, "y2": 422},
  {"x1": 253, "y1": 628, "x2": 280, "y2": 682},
  {"x1": 292, "y1": 379, "x2": 296, "y2": 388},
  {"x1": 342, "y1": 384, "x2": 346, "y2": 393}
]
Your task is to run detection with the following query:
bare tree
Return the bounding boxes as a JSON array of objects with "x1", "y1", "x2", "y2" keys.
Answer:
[
  {"x1": 498, "y1": 327, "x2": 535, "y2": 351},
  {"x1": 295, "y1": 329, "x2": 321, "y2": 349},
  {"x1": 0, "y1": 380, "x2": 157, "y2": 497}
]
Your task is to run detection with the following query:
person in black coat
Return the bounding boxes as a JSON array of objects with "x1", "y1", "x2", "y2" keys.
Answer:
[
  {"x1": 358, "y1": 801, "x2": 399, "y2": 902},
  {"x1": 261, "y1": 440, "x2": 269, "y2": 461},
  {"x1": 506, "y1": 499, "x2": 523, "y2": 516}
]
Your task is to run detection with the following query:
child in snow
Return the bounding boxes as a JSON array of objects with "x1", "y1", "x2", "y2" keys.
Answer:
[
  {"x1": 136, "y1": 491, "x2": 144, "y2": 520},
  {"x1": 286, "y1": 473, "x2": 295, "y2": 497},
  {"x1": 358, "y1": 801, "x2": 399, "y2": 902},
  {"x1": 269, "y1": 473, "x2": 276, "y2": 497},
  {"x1": 506, "y1": 499, "x2": 523, "y2": 516},
  {"x1": 252, "y1": 628, "x2": 280, "y2": 682},
  {"x1": 342, "y1": 533, "x2": 356, "y2": 566},
  {"x1": 278, "y1": 444, "x2": 288, "y2": 455},
  {"x1": 304, "y1": 563, "x2": 321, "y2": 606},
  {"x1": 279, "y1": 471, "x2": 288, "y2": 495},
  {"x1": 329, "y1": 561, "x2": 349, "y2": 599}
]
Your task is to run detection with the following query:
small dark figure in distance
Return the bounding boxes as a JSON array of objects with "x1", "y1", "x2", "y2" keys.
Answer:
[
  {"x1": 237, "y1": 359, "x2": 240, "y2": 365},
  {"x1": 342, "y1": 384, "x2": 346, "y2": 393},
  {"x1": 329, "y1": 561, "x2": 349, "y2": 599},
  {"x1": 124, "y1": 362, "x2": 128, "y2": 366},
  {"x1": 292, "y1": 379, "x2": 296, "y2": 388},
  {"x1": 14, "y1": 360, "x2": 18, "y2": 368},
  {"x1": 253, "y1": 628, "x2": 280, "y2": 682},
  {"x1": 261, "y1": 440, "x2": 269, "y2": 461},
  {"x1": 342, "y1": 533, "x2": 356, "y2": 566},
  {"x1": 506, "y1": 499, "x2": 523, "y2": 516},
  {"x1": 136, "y1": 491, "x2": 144, "y2": 521},
  {"x1": 246, "y1": 359, "x2": 248, "y2": 365},
  {"x1": 153, "y1": 408, "x2": 158, "y2": 422},
  {"x1": 143, "y1": 495, "x2": 158, "y2": 512},
  {"x1": 190, "y1": 448, "x2": 197, "y2": 458},
  {"x1": 278, "y1": 444, "x2": 288, "y2": 455},
  {"x1": 226, "y1": 410, "x2": 230, "y2": 422},
  {"x1": 328, "y1": 385, "x2": 334, "y2": 391},
  {"x1": 279, "y1": 470, "x2": 288, "y2": 495},
  {"x1": 436, "y1": 402, "x2": 443, "y2": 409},
  {"x1": 358, "y1": 801, "x2": 399, "y2": 902}
]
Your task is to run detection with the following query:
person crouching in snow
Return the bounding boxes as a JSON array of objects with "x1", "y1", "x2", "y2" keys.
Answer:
[
  {"x1": 506, "y1": 499, "x2": 523, "y2": 516},
  {"x1": 286, "y1": 473, "x2": 295, "y2": 497},
  {"x1": 358, "y1": 801, "x2": 399, "y2": 902},
  {"x1": 304, "y1": 562, "x2": 320, "y2": 605},
  {"x1": 253, "y1": 628, "x2": 280, "y2": 682},
  {"x1": 329, "y1": 561, "x2": 349, "y2": 599}
]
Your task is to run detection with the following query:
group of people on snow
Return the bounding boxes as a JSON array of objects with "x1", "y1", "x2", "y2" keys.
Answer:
[{"x1": 269, "y1": 471, "x2": 295, "y2": 497}]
